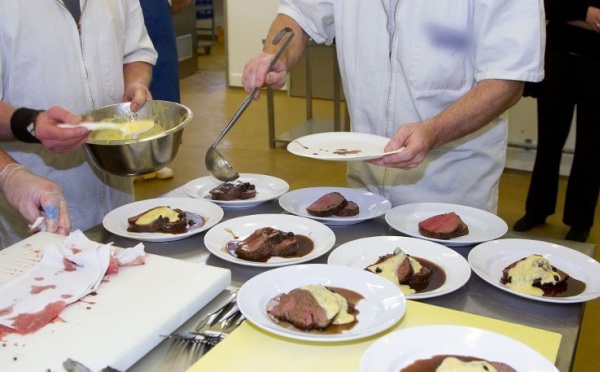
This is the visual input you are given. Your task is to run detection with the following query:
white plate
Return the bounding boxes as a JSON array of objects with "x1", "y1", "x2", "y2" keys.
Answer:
[
  {"x1": 102, "y1": 197, "x2": 224, "y2": 242},
  {"x1": 237, "y1": 264, "x2": 406, "y2": 342},
  {"x1": 279, "y1": 187, "x2": 392, "y2": 226},
  {"x1": 287, "y1": 132, "x2": 403, "y2": 161},
  {"x1": 385, "y1": 203, "x2": 508, "y2": 247},
  {"x1": 183, "y1": 173, "x2": 290, "y2": 209},
  {"x1": 468, "y1": 238, "x2": 600, "y2": 303},
  {"x1": 203, "y1": 214, "x2": 336, "y2": 267},
  {"x1": 327, "y1": 236, "x2": 471, "y2": 299},
  {"x1": 360, "y1": 325, "x2": 558, "y2": 372}
]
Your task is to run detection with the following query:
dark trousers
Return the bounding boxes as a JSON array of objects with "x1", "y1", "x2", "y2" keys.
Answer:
[{"x1": 525, "y1": 51, "x2": 600, "y2": 229}]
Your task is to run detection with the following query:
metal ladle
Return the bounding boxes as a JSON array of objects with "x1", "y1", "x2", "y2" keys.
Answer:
[{"x1": 205, "y1": 27, "x2": 295, "y2": 182}]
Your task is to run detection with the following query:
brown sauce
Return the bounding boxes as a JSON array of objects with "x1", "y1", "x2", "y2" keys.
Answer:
[
  {"x1": 225, "y1": 234, "x2": 314, "y2": 262},
  {"x1": 293, "y1": 140, "x2": 309, "y2": 149},
  {"x1": 333, "y1": 149, "x2": 361, "y2": 155},
  {"x1": 366, "y1": 256, "x2": 446, "y2": 293},
  {"x1": 408, "y1": 256, "x2": 445, "y2": 292},
  {"x1": 401, "y1": 354, "x2": 516, "y2": 372},
  {"x1": 268, "y1": 286, "x2": 363, "y2": 334},
  {"x1": 500, "y1": 275, "x2": 586, "y2": 297}
]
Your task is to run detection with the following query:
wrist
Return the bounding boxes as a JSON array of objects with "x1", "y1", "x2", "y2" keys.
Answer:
[
  {"x1": 10, "y1": 108, "x2": 44, "y2": 143},
  {"x1": 0, "y1": 163, "x2": 28, "y2": 190}
]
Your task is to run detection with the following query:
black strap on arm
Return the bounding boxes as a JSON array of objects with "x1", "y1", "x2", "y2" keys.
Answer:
[{"x1": 10, "y1": 107, "x2": 43, "y2": 143}]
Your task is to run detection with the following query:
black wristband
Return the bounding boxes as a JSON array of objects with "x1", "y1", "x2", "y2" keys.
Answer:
[{"x1": 10, "y1": 107, "x2": 44, "y2": 143}]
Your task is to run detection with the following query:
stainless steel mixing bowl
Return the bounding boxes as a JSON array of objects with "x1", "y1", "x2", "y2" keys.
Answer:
[{"x1": 82, "y1": 100, "x2": 193, "y2": 176}]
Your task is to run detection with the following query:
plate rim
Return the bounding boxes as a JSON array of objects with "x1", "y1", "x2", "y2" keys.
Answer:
[
  {"x1": 203, "y1": 213, "x2": 336, "y2": 268},
  {"x1": 327, "y1": 236, "x2": 471, "y2": 299},
  {"x1": 359, "y1": 324, "x2": 559, "y2": 372},
  {"x1": 278, "y1": 186, "x2": 392, "y2": 225},
  {"x1": 287, "y1": 132, "x2": 396, "y2": 161},
  {"x1": 182, "y1": 173, "x2": 290, "y2": 208},
  {"x1": 468, "y1": 238, "x2": 600, "y2": 303},
  {"x1": 237, "y1": 263, "x2": 406, "y2": 342},
  {"x1": 385, "y1": 202, "x2": 508, "y2": 246},
  {"x1": 102, "y1": 197, "x2": 224, "y2": 242}
]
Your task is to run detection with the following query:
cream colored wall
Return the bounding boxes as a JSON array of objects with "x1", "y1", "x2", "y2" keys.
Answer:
[{"x1": 225, "y1": 0, "x2": 279, "y2": 87}]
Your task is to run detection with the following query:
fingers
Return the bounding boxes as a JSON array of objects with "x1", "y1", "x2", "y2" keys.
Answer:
[
  {"x1": 367, "y1": 147, "x2": 420, "y2": 170},
  {"x1": 123, "y1": 84, "x2": 152, "y2": 112},
  {"x1": 40, "y1": 192, "x2": 71, "y2": 236},
  {"x1": 45, "y1": 105, "x2": 82, "y2": 125},
  {"x1": 242, "y1": 52, "x2": 288, "y2": 97},
  {"x1": 40, "y1": 204, "x2": 59, "y2": 233},
  {"x1": 38, "y1": 128, "x2": 90, "y2": 154},
  {"x1": 129, "y1": 91, "x2": 147, "y2": 112},
  {"x1": 367, "y1": 125, "x2": 433, "y2": 169},
  {"x1": 35, "y1": 109, "x2": 90, "y2": 153}
]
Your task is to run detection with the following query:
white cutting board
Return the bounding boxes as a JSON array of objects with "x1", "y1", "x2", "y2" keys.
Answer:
[{"x1": 0, "y1": 232, "x2": 231, "y2": 371}]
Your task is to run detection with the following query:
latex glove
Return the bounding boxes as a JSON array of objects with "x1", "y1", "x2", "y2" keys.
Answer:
[{"x1": 0, "y1": 163, "x2": 71, "y2": 235}]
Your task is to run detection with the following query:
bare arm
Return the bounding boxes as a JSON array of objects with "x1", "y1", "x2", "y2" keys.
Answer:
[
  {"x1": 123, "y1": 61, "x2": 153, "y2": 112},
  {"x1": 0, "y1": 101, "x2": 15, "y2": 140},
  {"x1": 262, "y1": 14, "x2": 310, "y2": 73},
  {"x1": 242, "y1": 14, "x2": 310, "y2": 99},
  {"x1": 370, "y1": 79, "x2": 524, "y2": 169},
  {"x1": 567, "y1": 6, "x2": 600, "y2": 32},
  {"x1": 0, "y1": 148, "x2": 15, "y2": 167},
  {"x1": 427, "y1": 79, "x2": 524, "y2": 148}
]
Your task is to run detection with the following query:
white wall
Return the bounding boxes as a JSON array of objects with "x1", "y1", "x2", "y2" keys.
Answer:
[{"x1": 225, "y1": 0, "x2": 279, "y2": 87}]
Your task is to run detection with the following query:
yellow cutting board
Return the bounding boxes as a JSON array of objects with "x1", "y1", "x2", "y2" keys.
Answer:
[
  {"x1": 0, "y1": 232, "x2": 231, "y2": 371},
  {"x1": 190, "y1": 300, "x2": 561, "y2": 372}
]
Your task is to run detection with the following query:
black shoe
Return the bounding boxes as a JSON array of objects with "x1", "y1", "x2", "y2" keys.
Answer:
[
  {"x1": 565, "y1": 228, "x2": 590, "y2": 243},
  {"x1": 513, "y1": 214, "x2": 546, "y2": 232}
]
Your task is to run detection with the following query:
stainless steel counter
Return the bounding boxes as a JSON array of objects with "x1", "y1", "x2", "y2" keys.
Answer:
[{"x1": 85, "y1": 193, "x2": 595, "y2": 372}]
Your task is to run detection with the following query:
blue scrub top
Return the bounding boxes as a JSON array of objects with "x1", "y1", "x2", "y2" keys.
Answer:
[{"x1": 140, "y1": 0, "x2": 181, "y2": 103}]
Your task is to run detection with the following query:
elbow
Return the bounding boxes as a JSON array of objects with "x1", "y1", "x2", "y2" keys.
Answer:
[{"x1": 507, "y1": 81, "x2": 526, "y2": 107}]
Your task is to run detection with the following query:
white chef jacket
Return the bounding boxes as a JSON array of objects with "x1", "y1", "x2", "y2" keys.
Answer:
[
  {"x1": 279, "y1": 0, "x2": 545, "y2": 212},
  {"x1": 0, "y1": 0, "x2": 157, "y2": 248}
]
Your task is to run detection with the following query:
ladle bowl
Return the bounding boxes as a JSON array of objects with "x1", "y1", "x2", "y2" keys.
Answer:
[
  {"x1": 204, "y1": 27, "x2": 295, "y2": 182},
  {"x1": 205, "y1": 146, "x2": 240, "y2": 182}
]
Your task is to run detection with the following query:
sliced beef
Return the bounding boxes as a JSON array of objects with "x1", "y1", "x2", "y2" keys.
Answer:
[
  {"x1": 490, "y1": 362, "x2": 519, "y2": 372},
  {"x1": 395, "y1": 255, "x2": 414, "y2": 283},
  {"x1": 234, "y1": 227, "x2": 299, "y2": 261},
  {"x1": 306, "y1": 192, "x2": 348, "y2": 217},
  {"x1": 127, "y1": 207, "x2": 188, "y2": 234},
  {"x1": 270, "y1": 231, "x2": 298, "y2": 256},
  {"x1": 209, "y1": 181, "x2": 256, "y2": 201},
  {"x1": 268, "y1": 288, "x2": 332, "y2": 330},
  {"x1": 368, "y1": 251, "x2": 434, "y2": 290},
  {"x1": 404, "y1": 265, "x2": 433, "y2": 286},
  {"x1": 235, "y1": 227, "x2": 278, "y2": 260},
  {"x1": 418, "y1": 212, "x2": 469, "y2": 240},
  {"x1": 333, "y1": 200, "x2": 360, "y2": 217}
]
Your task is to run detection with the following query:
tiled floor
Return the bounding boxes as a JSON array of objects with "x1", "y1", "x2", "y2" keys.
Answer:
[{"x1": 135, "y1": 42, "x2": 599, "y2": 371}]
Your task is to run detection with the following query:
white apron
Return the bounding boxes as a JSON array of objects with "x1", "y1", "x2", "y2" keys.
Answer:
[
  {"x1": 0, "y1": 0, "x2": 157, "y2": 248},
  {"x1": 279, "y1": 0, "x2": 545, "y2": 212}
]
